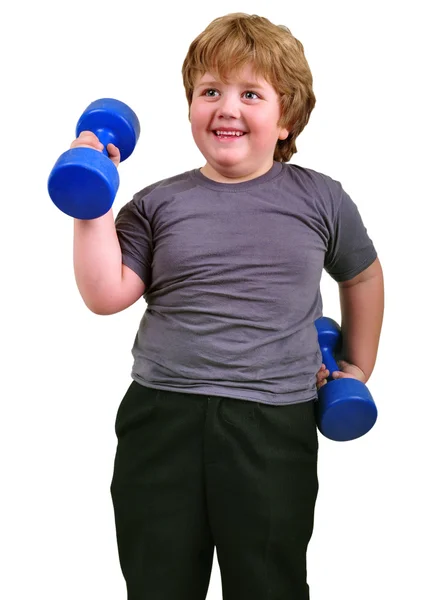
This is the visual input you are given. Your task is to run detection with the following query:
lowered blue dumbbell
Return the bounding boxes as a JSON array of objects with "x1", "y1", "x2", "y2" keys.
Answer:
[
  {"x1": 315, "y1": 316, "x2": 378, "y2": 441},
  {"x1": 48, "y1": 98, "x2": 140, "y2": 219}
]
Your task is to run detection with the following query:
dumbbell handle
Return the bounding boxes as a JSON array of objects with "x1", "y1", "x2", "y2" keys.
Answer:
[
  {"x1": 319, "y1": 345, "x2": 340, "y2": 382},
  {"x1": 77, "y1": 127, "x2": 116, "y2": 159}
]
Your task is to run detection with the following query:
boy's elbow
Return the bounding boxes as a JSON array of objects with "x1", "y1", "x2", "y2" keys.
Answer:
[
  {"x1": 87, "y1": 304, "x2": 116, "y2": 316},
  {"x1": 85, "y1": 299, "x2": 125, "y2": 316},
  {"x1": 78, "y1": 292, "x2": 119, "y2": 316},
  {"x1": 81, "y1": 290, "x2": 143, "y2": 315},
  {"x1": 77, "y1": 272, "x2": 146, "y2": 315}
]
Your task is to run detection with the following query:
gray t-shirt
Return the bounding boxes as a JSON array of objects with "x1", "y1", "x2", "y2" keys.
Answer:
[{"x1": 115, "y1": 161, "x2": 377, "y2": 405}]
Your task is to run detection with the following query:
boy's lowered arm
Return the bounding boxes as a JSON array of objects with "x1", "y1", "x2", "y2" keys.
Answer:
[{"x1": 337, "y1": 257, "x2": 384, "y2": 383}]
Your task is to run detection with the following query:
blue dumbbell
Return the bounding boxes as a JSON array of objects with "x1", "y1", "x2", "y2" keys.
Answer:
[
  {"x1": 315, "y1": 316, "x2": 378, "y2": 441},
  {"x1": 48, "y1": 98, "x2": 140, "y2": 219}
]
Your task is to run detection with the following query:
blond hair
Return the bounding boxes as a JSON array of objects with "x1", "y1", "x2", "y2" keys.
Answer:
[{"x1": 181, "y1": 13, "x2": 316, "y2": 162}]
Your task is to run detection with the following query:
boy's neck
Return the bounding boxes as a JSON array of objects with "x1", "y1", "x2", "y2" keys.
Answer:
[{"x1": 200, "y1": 161, "x2": 275, "y2": 184}]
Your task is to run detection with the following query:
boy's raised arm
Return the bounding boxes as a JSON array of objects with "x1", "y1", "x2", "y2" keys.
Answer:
[
  {"x1": 73, "y1": 210, "x2": 145, "y2": 315},
  {"x1": 70, "y1": 132, "x2": 145, "y2": 315},
  {"x1": 337, "y1": 257, "x2": 384, "y2": 382}
]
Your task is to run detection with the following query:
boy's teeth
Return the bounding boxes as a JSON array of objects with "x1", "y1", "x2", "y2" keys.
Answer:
[{"x1": 215, "y1": 131, "x2": 244, "y2": 136}]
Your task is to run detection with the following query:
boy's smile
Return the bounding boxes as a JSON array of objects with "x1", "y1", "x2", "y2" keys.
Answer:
[
  {"x1": 213, "y1": 128, "x2": 247, "y2": 141},
  {"x1": 190, "y1": 63, "x2": 289, "y2": 183}
]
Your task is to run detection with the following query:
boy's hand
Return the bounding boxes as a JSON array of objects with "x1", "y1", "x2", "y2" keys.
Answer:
[
  {"x1": 331, "y1": 360, "x2": 366, "y2": 383},
  {"x1": 316, "y1": 360, "x2": 366, "y2": 389},
  {"x1": 70, "y1": 131, "x2": 121, "y2": 167}
]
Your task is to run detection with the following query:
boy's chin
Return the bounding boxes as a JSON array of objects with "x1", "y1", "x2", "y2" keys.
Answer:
[{"x1": 206, "y1": 150, "x2": 248, "y2": 167}]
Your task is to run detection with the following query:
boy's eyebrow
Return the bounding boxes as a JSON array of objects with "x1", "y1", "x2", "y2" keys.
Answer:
[{"x1": 196, "y1": 79, "x2": 266, "y2": 89}]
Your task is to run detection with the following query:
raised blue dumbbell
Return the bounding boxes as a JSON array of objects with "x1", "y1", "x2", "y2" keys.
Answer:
[
  {"x1": 47, "y1": 98, "x2": 140, "y2": 219},
  {"x1": 315, "y1": 316, "x2": 378, "y2": 442}
]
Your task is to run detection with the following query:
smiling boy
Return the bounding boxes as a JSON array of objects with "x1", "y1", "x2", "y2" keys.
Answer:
[
  {"x1": 71, "y1": 12, "x2": 384, "y2": 600},
  {"x1": 190, "y1": 64, "x2": 290, "y2": 182}
]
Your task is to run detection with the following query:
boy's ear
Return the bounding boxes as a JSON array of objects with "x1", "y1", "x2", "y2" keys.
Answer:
[
  {"x1": 278, "y1": 127, "x2": 290, "y2": 141},
  {"x1": 277, "y1": 116, "x2": 292, "y2": 141}
]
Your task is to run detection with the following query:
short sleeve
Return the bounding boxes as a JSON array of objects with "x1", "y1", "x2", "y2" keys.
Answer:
[
  {"x1": 324, "y1": 186, "x2": 377, "y2": 282},
  {"x1": 115, "y1": 199, "x2": 153, "y2": 288}
]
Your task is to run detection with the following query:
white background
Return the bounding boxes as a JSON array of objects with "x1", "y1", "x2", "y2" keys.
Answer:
[{"x1": 1, "y1": 0, "x2": 435, "y2": 598}]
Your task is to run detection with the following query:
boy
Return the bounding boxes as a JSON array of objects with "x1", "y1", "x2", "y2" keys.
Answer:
[{"x1": 71, "y1": 12, "x2": 384, "y2": 600}]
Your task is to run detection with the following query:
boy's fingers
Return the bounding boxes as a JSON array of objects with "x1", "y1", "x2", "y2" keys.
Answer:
[
  {"x1": 317, "y1": 369, "x2": 329, "y2": 381},
  {"x1": 106, "y1": 143, "x2": 121, "y2": 166},
  {"x1": 107, "y1": 143, "x2": 121, "y2": 156}
]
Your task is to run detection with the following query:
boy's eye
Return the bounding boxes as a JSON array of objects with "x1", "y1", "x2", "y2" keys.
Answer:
[{"x1": 202, "y1": 89, "x2": 260, "y2": 100}]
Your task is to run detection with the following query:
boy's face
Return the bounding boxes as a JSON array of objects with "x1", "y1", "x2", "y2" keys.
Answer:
[{"x1": 190, "y1": 63, "x2": 289, "y2": 183}]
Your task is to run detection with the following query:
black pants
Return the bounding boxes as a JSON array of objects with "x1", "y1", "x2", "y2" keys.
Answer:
[{"x1": 110, "y1": 381, "x2": 319, "y2": 600}]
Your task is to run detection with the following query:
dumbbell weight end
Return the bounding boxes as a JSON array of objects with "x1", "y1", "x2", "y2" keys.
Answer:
[
  {"x1": 48, "y1": 148, "x2": 119, "y2": 219},
  {"x1": 316, "y1": 378, "x2": 378, "y2": 441}
]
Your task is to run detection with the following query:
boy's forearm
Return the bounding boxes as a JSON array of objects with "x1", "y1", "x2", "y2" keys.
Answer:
[
  {"x1": 73, "y1": 209, "x2": 123, "y2": 312},
  {"x1": 338, "y1": 259, "x2": 384, "y2": 382}
]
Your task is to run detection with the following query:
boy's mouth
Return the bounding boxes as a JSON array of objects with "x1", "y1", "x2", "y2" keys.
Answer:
[{"x1": 212, "y1": 130, "x2": 247, "y2": 139}]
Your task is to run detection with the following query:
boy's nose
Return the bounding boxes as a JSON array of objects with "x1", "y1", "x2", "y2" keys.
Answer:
[{"x1": 217, "y1": 97, "x2": 241, "y2": 119}]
